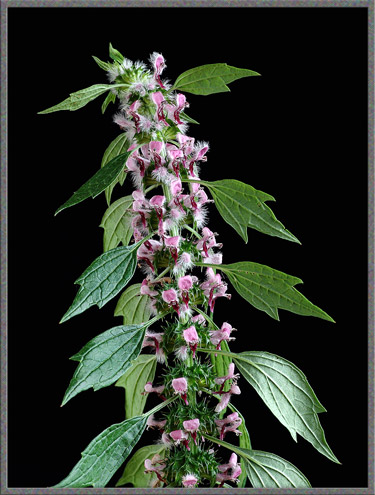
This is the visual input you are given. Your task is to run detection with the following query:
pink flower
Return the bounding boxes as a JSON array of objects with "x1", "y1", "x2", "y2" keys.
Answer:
[
  {"x1": 165, "y1": 236, "x2": 180, "y2": 248},
  {"x1": 150, "y1": 52, "x2": 166, "y2": 88},
  {"x1": 146, "y1": 414, "x2": 167, "y2": 430},
  {"x1": 170, "y1": 177, "x2": 182, "y2": 196},
  {"x1": 191, "y1": 314, "x2": 206, "y2": 326},
  {"x1": 152, "y1": 91, "x2": 169, "y2": 126},
  {"x1": 201, "y1": 268, "x2": 231, "y2": 312},
  {"x1": 215, "y1": 383, "x2": 241, "y2": 413},
  {"x1": 142, "y1": 330, "x2": 165, "y2": 363},
  {"x1": 215, "y1": 363, "x2": 240, "y2": 386},
  {"x1": 183, "y1": 418, "x2": 200, "y2": 445},
  {"x1": 172, "y1": 377, "x2": 189, "y2": 405},
  {"x1": 140, "y1": 278, "x2": 158, "y2": 297},
  {"x1": 178, "y1": 275, "x2": 193, "y2": 291},
  {"x1": 169, "y1": 429, "x2": 190, "y2": 450},
  {"x1": 216, "y1": 453, "x2": 241, "y2": 486},
  {"x1": 173, "y1": 93, "x2": 188, "y2": 125},
  {"x1": 143, "y1": 382, "x2": 165, "y2": 396},
  {"x1": 149, "y1": 195, "x2": 166, "y2": 207},
  {"x1": 215, "y1": 412, "x2": 242, "y2": 440},
  {"x1": 210, "y1": 322, "x2": 235, "y2": 349},
  {"x1": 144, "y1": 454, "x2": 166, "y2": 482},
  {"x1": 162, "y1": 288, "x2": 178, "y2": 304},
  {"x1": 182, "y1": 474, "x2": 198, "y2": 487},
  {"x1": 183, "y1": 326, "x2": 199, "y2": 358}
]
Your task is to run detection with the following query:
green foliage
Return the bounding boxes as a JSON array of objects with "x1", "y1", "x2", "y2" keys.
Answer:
[
  {"x1": 100, "y1": 195, "x2": 133, "y2": 252},
  {"x1": 114, "y1": 283, "x2": 153, "y2": 325},
  {"x1": 100, "y1": 133, "x2": 130, "y2": 205},
  {"x1": 199, "y1": 179, "x2": 300, "y2": 243},
  {"x1": 201, "y1": 261, "x2": 334, "y2": 321},
  {"x1": 115, "y1": 354, "x2": 157, "y2": 418},
  {"x1": 101, "y1": 90, "x2": 116, "y2": 114},
  {"x1": 54, "y1": 415, "x2": 148, "y2": 487},
  {"x1": 60, "y1": 242, "x2": 141, "y2": 323},
  {"x1": 55, "y1": 147, "x2": 135, "y2": 215},
  {"x1": 61, "y1": 323, "x2": 149, "y2": 406},
  {"x1": 228, "y1": 403, "x2": 251, "y2": 487},
  {"x1": 116, "y1": 444, "x2": 165, "y2": 487},
  {"x1": 109, "y1": 42, "x2": 125, "y2": 63},
  {"x1": 92, "y1": 55, "x2": 111, "y2": 72},
  {"x1": 172, "y1": 63, "x2": 260, "y2": 95},
  {"x1": 234, "y1": 351, "x2": 339, "y2": 463},
  {"x1": 38, "y1": 83, "x2": 124, "y2": 114}
]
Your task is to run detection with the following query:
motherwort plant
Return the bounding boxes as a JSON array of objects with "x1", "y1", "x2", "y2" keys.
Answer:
[{"x1": 39, "y1": 45, "x2": 339, "y2": 488}]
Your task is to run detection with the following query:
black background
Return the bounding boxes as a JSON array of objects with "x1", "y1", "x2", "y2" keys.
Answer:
[{"x1": 7, "y1": 5, "x2": 368, "y2": 490}]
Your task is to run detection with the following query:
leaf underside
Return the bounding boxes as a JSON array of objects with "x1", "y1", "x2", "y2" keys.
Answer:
[
  {"x1": 54, "y1": 415, "x2": 148, "y2": 487},
  {"x1": 114, "y1": 283, "x2": 153, "y2": 326},
  {"x1": 172, "y1": 63, "x2": 260, "y2": 95},
  {"x1": 214, "y1": 261, "x2": 334, "y2": 322},
  {"x1": 100, "y1": 195, "x2": 133, "y2": 252},
  {"x1": 116, "y1": 444, "x2": 165, "y2": 487},
  {"x1": 202, "y1": 179, "x2": 300, "y2": 244},
  {"x1": 234, "y1": 351, "x2": 339, "y2": 463},
  {"x1": 55, "y1": 150, "x2": 132, "y2": 215},
  {"x1": 62, "y1": 323, "x2": 147, "y2": 406},
  {"x1": 60, "y1": 243, "x2": 139, "y2": 323}
]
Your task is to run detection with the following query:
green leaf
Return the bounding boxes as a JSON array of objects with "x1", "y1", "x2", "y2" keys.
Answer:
[
  {"x1": 109, "y1": 42, "x2": 124, "y2": 63},
  {"x1": 54, "y1": 415, "x2": 148, "y2": 487},
  {"x1": 61, "y1": 323, "x2": 149, "y2": 406},
  {"x1": 179, "y1": 111, "x2": 199, "y2": 124},
  {"x1": 114, "y1": 283, "x2": 153, "y2": 325},
  {"x1": 172, "y1": 63, "x2": 260, "y2": 95},
  {"x1": 55, "y1": 147, "x2": 134, "y2": 215},
  {"x1": 92, "y1": 55, "x2": 111, "y2": 72},
  {"x1": 100, "y1": 133, "x2": 130, "y2": 205},
  {"x1": 60, "y1": 242, "x2": 141, "y2": 323},
  {"x1": 116, "y1": 444, "x2": 165, "y2": 487},
  {"x1": 38, "y1": 83, "x2": 125, "y2": 114},
  {"x1": 204, "y1": 435, "x2": 310, "y2": 488},
  {"x1": 203, "y1": 261, "x2": 334, "y2": 322},
  {"x1": 210, "y1": 339, "x2": 232, "y2": 396},
  {"x1": 101, "y1": 90, "x2": 116, "y2": 114},
  {"x1": 234, "y1": 351, "x2": 339, "y2": 463},
  {"x1": 116, "y1": 354, "x2": 157, "y2": 418},
  {"x1": 227, "y1": 403, "x2": 251, "y2": 487},
  {"x1": 198, "y1": 179, "x2": 299, "y2": 244},
  {"x1": 100, "y1": 196, "x2": 133, "y2": 252}
]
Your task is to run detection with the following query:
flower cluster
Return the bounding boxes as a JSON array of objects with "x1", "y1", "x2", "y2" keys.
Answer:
[{"x1": 109, "y1": 52, "x2": 242, "y2": 488}]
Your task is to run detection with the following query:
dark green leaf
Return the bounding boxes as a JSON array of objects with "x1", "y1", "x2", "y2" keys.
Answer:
[
  {"x1": 55, "y1": 147, "x2": 134, "y2": 215},
  {"x1": 54, "y1": 415, "x2": 148, "y2": 487},
  {"x1": 204, "y1": 435, "x2": 310, "y2": 488},
  {"x1": 109, "y1": 42, "x2": 125, "y2": 63},
  {"x1": 234, "y1": 351, "x2": 339, "y2": 463},
  {"x1": 92, "y1": 55, "x2": 111, "y2": 72},
  {"x1": 116, "y1": 444, "x2": 165, "y2": 487},
  {"x1": 38, "y1": 83, "x2": 124, "y2": 114},
  {"x1": 101, "y1": 90, "x2": 116, "y2": 114},
  {"x1": 172, "y1": 63, "x2": 260, "y2": 95},
  {"x1": 100, "y1": 133, "x2": 130, "y2": 205},
  {"x1": 62, "y1": 323, "x2": 149, "y2": 406},
  {"x1": 114, "y1": 283, "x2": 153, "y2": 325},
  {"x1": 116, "y1": 354, "x2": 157, "y2": 418},
  {"x1": 203, "y1": 261, "x2": 334, "y2": 322},
  {"x1": 60, "y1": 242, "x2": 140, "y2": 323},
  {"x1": 199, "y1": 179, "x2": 299, "y2": 244},
  {"x1": 100, "y1": 196, "x2": 133, "y2": 252}
]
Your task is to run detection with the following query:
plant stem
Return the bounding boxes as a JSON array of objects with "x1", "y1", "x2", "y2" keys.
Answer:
[{"x1": 182, "y1": 224, "x2": 202, "y2": 239}]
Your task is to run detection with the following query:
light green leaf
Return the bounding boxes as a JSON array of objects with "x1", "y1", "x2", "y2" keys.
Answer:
[
  {"x1": 179, "y1": 111, "x2": 199, "y2": 124},
  {"x1": 61, "y1": 323, "x2": 149, "y2": 406},
  {"x1": 172, "y1": 63, "x2": 260, "y2": 95},
  {"x1": 55, "y1": 146, "x2": 134, "y2": 215},
  {"x1": 92, "y1": 55, "x2": 111, "y2": 72},
  {"x1": 198, "y1": 179, "x2": 299, "y2": 244},
  {"x1": 200, "y1": 261, "x2": 334, "y2": 322},
  {"x1": 38, "y1": 83, "x2": 125, "y2": 114},
  {"x1": 60, "y1": 241, "x2": 141, "y2": 323},
  {"x1": 109, "y1": 42, "x2": 124, "y2": 63},
  {"x1": 114, "y1": 283, "x2": 153, "y2": 325},
  {"x1": 54, "y1": 415, "x2": 148, "y2": 487},
  {"x1": 116, "y1": 354, "x2": 157, "y2": 418},
  {"x1": 228, "y1": 403, "x2": 251, "y2": 487},
  {"x1": 210, "y1": 339, "x2": 232, "y2": 396},
  {"x1": 100, "y1": 196, "x2": 133, "y2": 252},
  {"x1": 101, "y1": 91, "x2": 116, "y2": 114},
  {"x1": 204, "y1": 435, "x2": 310, "y2": 488},
  {"x1": 100, "y1": 133, "x2": 130, "y2": 205},
  {"x1": 116, "y1": 444, "x2": 165, "y2": 487},
  {"x1": 234, "y1": 351, "x2": 339, "y2": 463}
]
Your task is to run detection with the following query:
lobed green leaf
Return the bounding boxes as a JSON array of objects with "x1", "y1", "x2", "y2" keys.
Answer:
[
  {"x1": 100, "y1": 133, "x2": 130, "y2": 205},
  {"x1": 100, "y1": 195, "x2": 133, "y2": 252},
  {"x1": 116, "y1": 354, "x2": 157, "y2": 418},
  {"x1": 200, "y1": 179, "x2": 299, "y2": 244},
  {"x1": 116, "y1": 444, "x2": 165, "y2": 487},
  {"x1": 204, "y1": 261, "x2": 334, "y2": 321},
  {"x1": 60, "y1": 242, "x2": 140, "y2": 323},
  {"x1": 114, "y1": 283, "x2": 153, "y2": 326},
  {"x1": 172, "y1": 63, "x2": 260, "y2": 95},
  {"x1": 54, "y1": 415, "x2": 148, "y2": 487},
  {"x1": 234, "y1": 351, "x2": 339, "y2": 463},
  {"x1": 61, "y1": 323, "x2": 149, "y2": 406}
]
